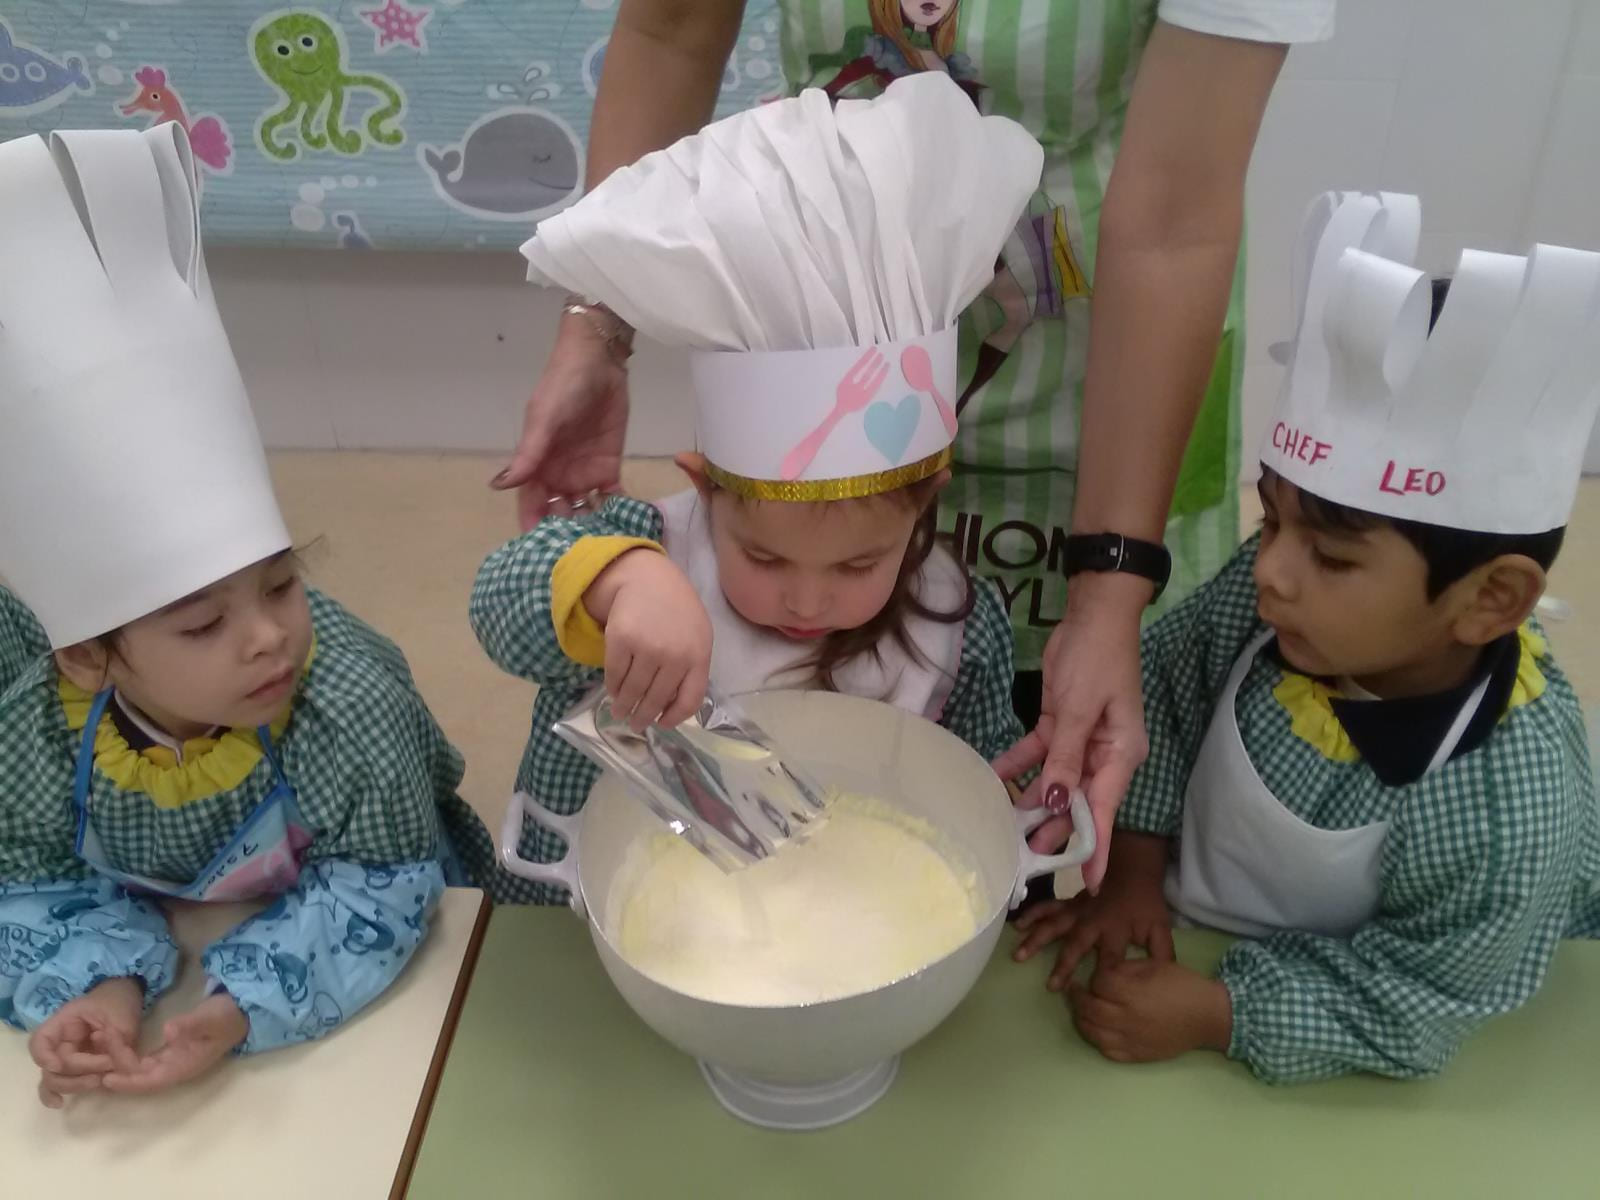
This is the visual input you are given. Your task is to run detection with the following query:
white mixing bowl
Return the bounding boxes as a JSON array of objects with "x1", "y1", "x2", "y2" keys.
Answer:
[{"x1": 498, "y1": 690, "x2": 1092, "y2": 1129}]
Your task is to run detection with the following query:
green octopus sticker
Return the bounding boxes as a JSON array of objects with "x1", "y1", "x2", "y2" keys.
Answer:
[{"x1": 250, "y1": 11, "x2": 405, "y2": 161}]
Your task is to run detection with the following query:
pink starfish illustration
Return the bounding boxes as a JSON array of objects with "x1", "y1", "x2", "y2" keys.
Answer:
[{"x1": 361, "y1": 0, "x2": 431, "y2": 53}]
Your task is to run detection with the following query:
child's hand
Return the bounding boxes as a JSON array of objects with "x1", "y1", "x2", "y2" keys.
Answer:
[
  {"x1": 586, "y1": 549, "x2": 713, "y2": 731},
  {"x1": 29, "y1": 976, "x2": 144, "y2": 1108},
  {"x1": 1067, "y1": 959, "x2": 1232, "y2": 1063},
  {"x1": 1012, "y1": 832, "x2": 1174, "y2": 990},
  {"x1": 102, "y1": 993, "x2": 248, "y2": 1096}
]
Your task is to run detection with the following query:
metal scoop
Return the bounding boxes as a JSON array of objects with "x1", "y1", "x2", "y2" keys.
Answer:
[{"x1": 554, "y1": 684, "x2": 831, "y2": 872}]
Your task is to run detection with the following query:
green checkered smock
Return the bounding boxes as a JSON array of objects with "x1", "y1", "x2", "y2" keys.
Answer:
[
  {"x1": 470, "y1": 496, "x2": 1024, "y2": 906},
  {"x1": 0, "y1": 586, "x2": 508, "y2": 901},
  {"x1": 1121, "y1": 536, "x2": 1600, "y2": 1083}
]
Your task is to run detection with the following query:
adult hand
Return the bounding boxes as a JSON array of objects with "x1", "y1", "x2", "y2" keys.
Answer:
[
  {"x1": 994, "y1": 574, "x2": 1149, "y2": 893},
  {"x1": 492, "y1": 313, "x2": 630, "y2": 531}
]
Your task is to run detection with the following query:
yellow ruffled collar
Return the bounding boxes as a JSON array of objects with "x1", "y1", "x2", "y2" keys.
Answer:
[
  {"x1": 1274, "y1": 625, "x2": 1548, "y2": 764},
  {"x1": 59, "y1": 643, "x2": 314, "y2": 810}
]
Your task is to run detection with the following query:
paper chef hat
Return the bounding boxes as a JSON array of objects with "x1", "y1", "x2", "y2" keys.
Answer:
[
  {"x1": 523, "y1": 74, "x2": 1043, "y2": 500},
  {"x1": 0, "y1": 125, "x2": 290, "y2": 648},
  {"x1": 1263, "y1": 190, "x2": 1600, "y2": 534}
]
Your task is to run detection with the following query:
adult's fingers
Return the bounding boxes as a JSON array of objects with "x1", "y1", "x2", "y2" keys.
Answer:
[
  {"x1": 991, "y1": 730, "x2": 1047, "y2": 787},
  {"x1": 1080, "y1": 750, "x2": 1140, "y2": 893}
]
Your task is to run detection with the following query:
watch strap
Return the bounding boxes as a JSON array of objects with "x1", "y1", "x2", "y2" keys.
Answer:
[{"x1": 1061, "y1": 533, "x2": 1172, "y2": 602}]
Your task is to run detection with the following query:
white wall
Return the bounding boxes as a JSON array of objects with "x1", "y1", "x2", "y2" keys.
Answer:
[
  {"x1": 220, "y1": 0, "x2": 1600, "y2": 473},
  {"x1": 1240, "y1": 0, "x2": 1600, "y2": 477}
]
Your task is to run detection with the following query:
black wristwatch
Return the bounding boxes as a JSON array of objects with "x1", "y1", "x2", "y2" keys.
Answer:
[{"x1": 1061, "y1": 533, "x2": 1172, "y2": 602}]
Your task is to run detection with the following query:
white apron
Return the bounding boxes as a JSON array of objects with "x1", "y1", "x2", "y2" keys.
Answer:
[
  {"x1": 656, "y1": 491, "x2": 964, "y2": 720},
  {"x1": 1165, "y1": 629, "x2": 1491, "y2": 938}
]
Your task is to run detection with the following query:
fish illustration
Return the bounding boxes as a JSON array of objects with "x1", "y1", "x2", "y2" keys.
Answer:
[{"x1": 0, "y1": 21, "x2": 91, "y2": 117}]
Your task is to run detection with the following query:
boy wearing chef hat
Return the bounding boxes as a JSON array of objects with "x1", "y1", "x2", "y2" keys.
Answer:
[
  {"x1": 471, "y1": 74, "x2": 1070, "y2": 900},
  {"x1": 1014, "y1": 191, "x2": 1600, "y2": 1083},
  {"x1": 0, "y1": 125, "x2": 506, "y2": 1106}
]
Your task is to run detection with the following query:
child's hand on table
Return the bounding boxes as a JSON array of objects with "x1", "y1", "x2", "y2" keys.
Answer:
[
  {"x1": 102, "y1": 992, "x2": 248, "y2": 1096},
  {"x1": 1068, "y1": 959, "x2": 1232, "y2": 1063},
  {"x1": 585, "y1": 549, "x2": 713, "y2": 731},
  {"x1": 1012, "y1": 831, "x2": 1174, "y2": 990},
  {"x1": 29, "y1": 976, "x2": 144, "y2": 1108}
]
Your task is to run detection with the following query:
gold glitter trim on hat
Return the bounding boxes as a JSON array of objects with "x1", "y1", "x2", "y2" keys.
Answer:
[{"x1": 704, "y1": 447, "x2": 953, "y2": 502}]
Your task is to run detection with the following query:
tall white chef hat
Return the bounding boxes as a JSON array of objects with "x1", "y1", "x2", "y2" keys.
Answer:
[
  {"x1": 522, "y1": 73, "x2": 1043, "y2": 500},
  {"x1": 1264, "y1": 190, "x2": 1600, "y2": 534},
  {"x1": 0, "y1": 125, "x2": 290, "y2": 648}
]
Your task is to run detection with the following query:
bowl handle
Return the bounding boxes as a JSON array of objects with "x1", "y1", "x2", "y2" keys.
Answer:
[
  {"x1": 498, "y1": 791, "x2": 587, "y2": 919},
  {"x1": 1010, "y1": 790, "x2": 1097, "y2": 910}
]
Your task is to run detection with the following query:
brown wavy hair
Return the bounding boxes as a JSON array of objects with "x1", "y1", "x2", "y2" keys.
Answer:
[
  {"x1": 720, "y1": 476, "x2": 976, "y2": 692},
  {"x1": 871, "y1": 0, "x2": 960, "y2": 64}
]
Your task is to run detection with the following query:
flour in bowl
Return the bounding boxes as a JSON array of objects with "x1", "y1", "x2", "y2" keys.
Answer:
[{"x1": 609, "y1": 795, "x2": 980, "y2": 1006}]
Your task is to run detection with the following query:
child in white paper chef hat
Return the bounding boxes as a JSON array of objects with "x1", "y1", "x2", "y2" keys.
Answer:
[
  {"x1": 471, "y1": 73, "x2": 1053, "y2": 902},
  {"x1": 1013, "y1": 190, "x2": 1600, "y2": 1083},
  {"x1": 0, "y1": 125, "x2": 510, "y2": 1107}
]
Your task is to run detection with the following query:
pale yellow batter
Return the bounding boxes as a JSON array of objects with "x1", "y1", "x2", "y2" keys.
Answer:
[{"x1": 609, "y1": 796, "x2": 980, "y2": 1007}]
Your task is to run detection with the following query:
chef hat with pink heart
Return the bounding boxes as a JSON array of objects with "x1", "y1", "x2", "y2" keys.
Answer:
[
  {"x1": 522, "y1": 73, "x2": 1042, "y2": 501},
  {"x1": 1265, "y1": 190, "x2": 1600, "y2": 534}
]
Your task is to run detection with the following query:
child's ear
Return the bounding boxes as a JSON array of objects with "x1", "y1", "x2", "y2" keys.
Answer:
[
  {"x1": 1449, "y1": 555, "x2": 1546, "y2": 647},
  {"x1": 54, "y1": 641, "x2": 111, "y2": 693},
  {"x1": 675, "y1": 452, "x2": 714, "y2": 500}
]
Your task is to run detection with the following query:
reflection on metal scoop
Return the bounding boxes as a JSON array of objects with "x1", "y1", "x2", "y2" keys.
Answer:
[{"x1": 554, "y1": 685, "x2": 830, "y2": 871}]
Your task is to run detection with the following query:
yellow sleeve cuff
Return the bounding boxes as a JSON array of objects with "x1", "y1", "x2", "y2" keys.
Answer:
[{"x1": 550, "y1": 536, "x2": 663, "y2": 667}]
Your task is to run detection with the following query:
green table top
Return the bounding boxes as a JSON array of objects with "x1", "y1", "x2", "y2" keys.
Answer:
[{"x1": 408, "y1": 910, "x2": 1600, "y2": 1199}]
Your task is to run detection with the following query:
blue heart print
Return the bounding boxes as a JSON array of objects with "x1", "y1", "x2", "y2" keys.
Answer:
[{"x1": 864, "y1": 395, "x2": 923, "y2": 465}]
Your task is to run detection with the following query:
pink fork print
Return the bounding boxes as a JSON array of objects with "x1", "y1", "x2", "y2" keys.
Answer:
[{"x1": 780, "y1": 348, "x2": 891, "y2": 480}]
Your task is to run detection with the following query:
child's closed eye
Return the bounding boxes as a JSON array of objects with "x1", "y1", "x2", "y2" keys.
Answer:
[{"x1": 181, "y1": 616, "x2": 224, "y2": 639}]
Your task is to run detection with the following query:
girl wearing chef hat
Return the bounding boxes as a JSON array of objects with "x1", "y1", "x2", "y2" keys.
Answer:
[
  {"x1": 1014, "y1": 191, "x2": 1600, "y2": 1083},
  {"x1": 471, "y1": 74, "x2": 1047, "y2": 900},
  {"x1": 0, "y1": 125, "x2": 505, "y2": 1106}
]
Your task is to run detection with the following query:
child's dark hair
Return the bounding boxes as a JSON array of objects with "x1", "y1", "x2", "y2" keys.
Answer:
[
  {"x1": 1262, "y1": 471, "x2": 1565, "y2": 600},
  {"x1": 721, "y1": 477, "x2": 974, "y2": 691}
]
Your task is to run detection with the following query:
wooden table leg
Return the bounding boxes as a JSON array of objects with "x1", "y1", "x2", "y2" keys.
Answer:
[{"x1": 389, "y1": 892, "x2": 493, "y2": 1199}]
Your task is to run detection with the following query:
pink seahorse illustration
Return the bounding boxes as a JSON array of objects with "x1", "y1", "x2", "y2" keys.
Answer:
[{"x1": 120, "y1": 66, "x2": 232, "y2": 173}]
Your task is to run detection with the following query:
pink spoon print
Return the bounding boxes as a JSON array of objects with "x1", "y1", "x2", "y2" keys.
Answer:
[
  {"x1": 901, "y1": 344, "x2": 959, "y2": 439},
  {"x1": 780, "y1": 348, "x2": 891, "y2": 481}
]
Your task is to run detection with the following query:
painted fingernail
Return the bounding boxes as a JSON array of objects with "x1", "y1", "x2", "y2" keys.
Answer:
[
  {"x1": 1045, "y1": 784, "x2": 1070, "y2": 814},
  {"x1": 489, "y1": 468, "x2": 511, "y2": 487}
]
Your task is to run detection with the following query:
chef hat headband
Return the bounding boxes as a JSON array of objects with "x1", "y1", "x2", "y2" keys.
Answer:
[
  {"x1": 0, "y1": 125, "x2": 289, "y2": 647},
  {"x1": 523, "y1": 75, "x2": 1043, "y2": 501},
  {"x1": 1262, "y1": 191, "x2": 1600, "y2": 535}
]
